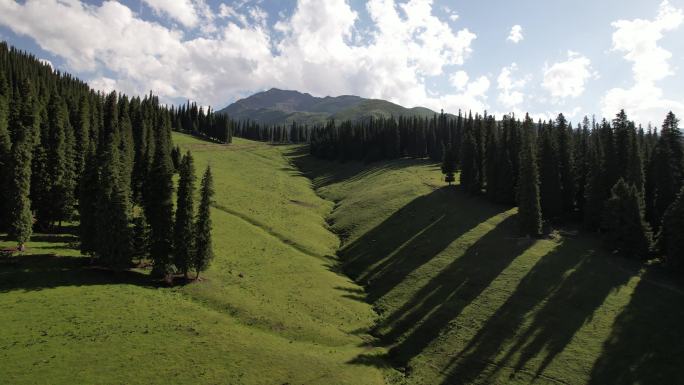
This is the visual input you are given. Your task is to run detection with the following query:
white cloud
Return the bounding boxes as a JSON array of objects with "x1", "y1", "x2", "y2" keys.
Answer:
[
  {"x1": 507, "y1": 24, "x2": 523, "y2": 43},
  {"x1": 601, "y1": 0, "x2": 684, "y2": 124},
  {"x1": 497, "y1": 63, "x2": 527, "y2": 110},
  {"x1": 443, "y1": 5, "x2": 459, "y2": 21},
  {"x1": 449, "y1": 70, "x2": 469, "y2": 90},
  {"x1": 142, "y1": 0, "x2": 200, "y2": 28},
  {"x1": 0, "y1": 0, "x2": 481, "y2": 114},
  {"x1": 542, "y1": 51, "x2": 594, "y2": 100}
]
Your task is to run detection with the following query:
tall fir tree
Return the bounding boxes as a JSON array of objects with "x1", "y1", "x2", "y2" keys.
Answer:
[
  {"x1": 441, "y1": 142, "x2": 456, "y2": 186},
  {"x1": 650, "y1": 112, "x2": 683, "y2": 230},
  {"x1": 602, "y1": 179, "x2": 652, "y2": 259},
  {"x1": 556, "y1": 113, "x2": 576, "y2": 214},
  {"x1": 148, "y1": 115, "x2": 175, "y2": 278},
  {"x1": 46, "y1": 93, "x2": 76, "y2": 226},
  {"x1": 0, "y1": 72, "x2": 11, "y2": 230},
  {"x1": 538, "y1": 122, "x2": 563, "y2": 219},
  {"x1": 517, "y1": 114, "x2": 542, "y2": 236},
  {"x1": 7, "y1": 80, "x2": 37, "y2": 248},
  {"x1": 79, "y1": 143, "x2": 99, "y2": 256},
  {"x1": 174, "y1": 151, "x2": 197, "y2": 279},
  {"x1": 95, "y1": 135, "x2": 132, "y2": 267},
  {"x1": 194, "y1": 166, "x2": 214, "y2": 279},
  {"x1": 659, "y1": 185, "x2": 684, "y2": 268}
]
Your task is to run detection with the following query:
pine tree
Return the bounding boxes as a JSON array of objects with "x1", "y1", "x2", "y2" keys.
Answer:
[
  {"x1": 441, "y1": 143, "x2": 456, "y2": 186},
  {"x1": 659, "y1": 185, "x2": 684, "y2": 268},
  {"x1": 132, "y1": 210, "x2": 150, "y2": 264},
  {"x1": 79, "y1": 143, "x2": 99, "y2": 256},
  {"x1": 0, "y1": 73, "x2": 11, "y2": 230},
  {"x1": 602, "y1": 178, "x2": 652, "y2": 259},
  {"x1": 174, "y1": 151, "x2": 196, "y2": 279},
  {"x1": 650, "y1": 112, "x2": 683, "y2": 229},
  {"x1": 95, "y1": 135, "x2": 132, "y2": 268},
  {"x1": 46, "y1": 93, "x2": 76, "y2": 226},
  {"x1": 194, "y1": 166, "x2": 214, "y2": 279},
  {"x1": 148, "y1": 116, "x2": 175, "y2": 279},
  {"x1": 517, "y1": 114, "x2": 542, "y2": 236},
  {"x1": 538, "y1": 123, "x2": 563, "y2": 219},
  {"x1": 7, "y1": 80, "x2": 37, "y2": 249},
  {"x1": 556, "y1": 114, "x2": 576, "y2": 213},
  {"x1": 584, "y1": 132, "x2": 608, "y2": 231}
]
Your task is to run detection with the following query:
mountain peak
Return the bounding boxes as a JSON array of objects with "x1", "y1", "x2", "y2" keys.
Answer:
[{"x1": 218, "y1": 89, "x2": 437, "y2": 126}]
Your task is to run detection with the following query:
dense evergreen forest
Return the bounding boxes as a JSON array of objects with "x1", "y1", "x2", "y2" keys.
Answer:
[
  {"x1": 0, "y1": 43, "x2": 215, "y2": 280},
  {"x1": 232, "y1": 106, "x2": 683, "y2": 272}
]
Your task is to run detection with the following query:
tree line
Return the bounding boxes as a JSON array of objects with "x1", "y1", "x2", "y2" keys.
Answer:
[
  {"x1": 232, "y1": 108, "x2": 682, "y2": 271},
  {"x1": 0, "y1": 42, "x2": 215, "y2": 281}
]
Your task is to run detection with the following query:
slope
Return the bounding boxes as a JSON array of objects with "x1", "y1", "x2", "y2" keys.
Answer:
[
  {"x1": 218, "y1": 88, "x2": 438, "y2": 126},
  {"x1": 289, "y1": 148, "x2": 684, "y2": 385},
  {"x1": 0, "y1": 135, "x2": 387, "y2": 385}
]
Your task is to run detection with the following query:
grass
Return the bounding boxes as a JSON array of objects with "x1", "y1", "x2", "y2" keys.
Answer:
[
  {"x1": 289, "y1": 148, "x2": 684, "y2": 385},
  {"x1": 0, "y1": 134, "x2": 387, "y2": 385},
  {"x1": 3, "y1": 136, "x2": 683, "y2": 384}
]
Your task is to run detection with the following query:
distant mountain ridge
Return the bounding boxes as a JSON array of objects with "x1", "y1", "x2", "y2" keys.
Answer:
[{"x1": 217, "y1": 88, "x2": 438, "y2": 126}]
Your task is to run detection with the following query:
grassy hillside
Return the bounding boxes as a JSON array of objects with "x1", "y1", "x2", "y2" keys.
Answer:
[
  {"x1": 290, "y1": 148, "x2": 684, "y2": 385},
  {"x1": 0, "y1": 135, "x2": 387, "y2": 385}
]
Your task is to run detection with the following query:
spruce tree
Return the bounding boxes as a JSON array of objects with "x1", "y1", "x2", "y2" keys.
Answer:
[
  {"x1": 95, "y1": 135, "x2": 132, "y2": 268},
  {"x1": 194, "y1": 166, "x2": 214, "y2": 279},
  {"x1": 174, "y1": 151, "x2": 196, "y2": 279},
  {"x1": 538, "y1": 123, "x2": 563, "y2": 219},
  {"x1": 0, "y1": 73, "x2": 11, "y2": 230},
  {"x1": 659, "y1": 185, "x2": 684, "y2": 268},
  {"x1": 517, "y1": 114, "x2": 542, "y2": 236},
  {"x1": 556, "y1": 114, "x2": 576, "y2": 213},
  {"x1": 602, "y1": 179, "x2": 652, "y2": 259},
  {"x1": 148, "y1": 116, "x2": 175, "y2": 279},
  {"x1": 132, "y1": 210, "x2": 150, "y2": 264},
  {"x1": 650, "y1": 112, "x2": 683, "y2": 229},
  {"x1": 441, "y1": 143, "x2": 456, "y2": 186},
  {"x1": 584, "y1": 132, "x2": 608, "y2": 231},
  {"x1": 46, "y1": 93, "x2": 76, "y2": 226},
  {"x1": 7, "y1": 80, "x2": 37, "y2": 249},
  {"x1": 79, "y1": 143, "x2": 99, "y2": 256}
]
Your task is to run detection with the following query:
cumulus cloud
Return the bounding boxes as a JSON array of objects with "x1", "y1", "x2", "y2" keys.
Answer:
[
  {"x1": 142, "y1": 0, "x2": 201, "y2": 28},
  {"x1": 507, "y1": 25, "x2": 523, "y2": 43},
  {"x1": 0, "y1": 0, "x2": 482, "y2": 113},
  {"x1": 449, "y1": 70, "x2": 469, "y2": 90},
  {"x1": 542, "y1": 51, "x2": 594, "y2": 101},
  {"x1": 601, "y1": 1, "x2": 684, "y2": 124},
  {"x1": 497, "y1": 63, "x2": 527, "y2": 110}
]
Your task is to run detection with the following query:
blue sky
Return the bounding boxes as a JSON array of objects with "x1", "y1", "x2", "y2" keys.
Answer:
[{"x1": 0, "y1": 0, "x2": 682, "y2": 125}]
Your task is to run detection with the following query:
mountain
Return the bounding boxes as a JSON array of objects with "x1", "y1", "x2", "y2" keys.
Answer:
[{"x1": 217, "y1": 88, "x2": 439, "y2": 126}]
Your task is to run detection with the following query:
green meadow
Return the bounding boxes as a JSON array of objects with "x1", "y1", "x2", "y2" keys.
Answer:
[{"x1": 2, "y1": 134, "x2": 683, "y2": 384}]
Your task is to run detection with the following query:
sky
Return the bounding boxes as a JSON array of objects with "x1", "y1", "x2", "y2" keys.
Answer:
[{"x1": 0, "y1": 0, "x2": 683, "y2": 126}]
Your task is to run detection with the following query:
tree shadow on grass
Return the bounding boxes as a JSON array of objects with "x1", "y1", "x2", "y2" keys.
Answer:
[
  {"x1": 438, "y1": 234, "x2": 631, "y2": 384},
  {"x1": 371, "y1": 215, "x2": 532, "y2": 369},
  {"x1": 340, "y1": 186, "x2": 507, "y2": 305},
  {"x1": 587, "y1": 268, "x2": 684, "y2": 385},
  {"x1": 0, "y1": 254, "x2": 161, "y2": 292}
]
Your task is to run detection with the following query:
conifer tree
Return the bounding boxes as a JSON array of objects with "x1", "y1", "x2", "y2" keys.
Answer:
[
  {"x1": 174, "y1": 151, "x2": 196, "y2": 279},
  {"x1": 148, "y1": 116, "x2": 175, "y2": 279},
  {"x1": 556, "y1": 114, "x2": 576, "y2": 213},
  {"x1": 74, "y1": 95, "x2": 90, "y2": 176},
  {"x1": 650, "y1": 112, "x2": 683, "y2": 229},
  {"x1": 95, "y1": 135, "x2": 132, "y2": 267},
  {"x1": 132, "y1": 211, "x2": 150, "y2": 264},
  {"x1": 517, "y1": 114, "x2": 542, "y2": 236},
  {"x1": 46, "y1": 93, "x2": 76, "y2": 226},
  {"x1": 79, "y1": 143, "x2": 99, "y2": 256},
  {"x1": 659, "y1": 185, "x2": 684, "y2": 268},
  {"x1": 7, "y1": 80, "x2": 37, "y2": 249},
  {"x1": 602, "y1": 178, "x2": 652, "y2": 259},
  {"x1": 0, "y1": 73, "x2": 11, "y2": 230},
  {"x1": 194, "y1": 166, "x2": 214, "y2": 279},
  {"x1": 584, "y1": 133, "x2": 608, "y2": 230},
  {"x1": 441, "y1": 143, "x2": 456, "y2": 186},
  {"x1": 538, "y1": 123, "x2": 563, "y2": 219}
]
